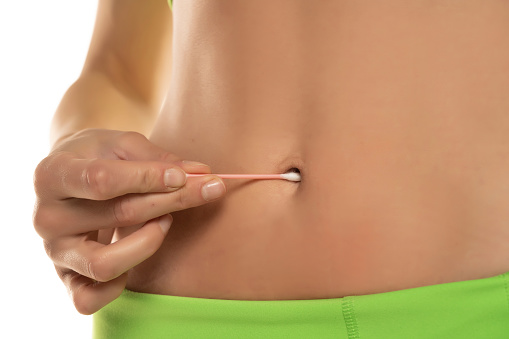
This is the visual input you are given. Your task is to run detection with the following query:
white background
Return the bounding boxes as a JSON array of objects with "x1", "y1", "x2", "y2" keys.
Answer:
[{"x1": 1, "y1": 1, "x2": 98, "y2": 338}]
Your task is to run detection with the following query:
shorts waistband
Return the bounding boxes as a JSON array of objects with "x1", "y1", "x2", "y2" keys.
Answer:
[{"x1": 93, "y1": 272, "x2": 509, "y2": 339}]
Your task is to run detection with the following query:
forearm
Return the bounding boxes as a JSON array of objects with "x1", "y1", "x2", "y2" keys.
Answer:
[{"x1": 50, "y1": 70, "x2": 160, "y2": 148}]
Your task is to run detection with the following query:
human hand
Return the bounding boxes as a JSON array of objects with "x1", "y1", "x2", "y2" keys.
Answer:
[{"x1": 33, "y1": 129, "x2": 226, "y2": 314}]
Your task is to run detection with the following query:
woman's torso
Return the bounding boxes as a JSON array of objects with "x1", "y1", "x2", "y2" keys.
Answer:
[{"x1": 128, "y1": 0, "x2": 509, "y2": 299}]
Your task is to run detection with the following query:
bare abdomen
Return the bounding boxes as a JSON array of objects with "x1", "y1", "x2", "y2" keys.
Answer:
[{"x1": 127, "y1": 0, "x2": 509, "y2": 299}]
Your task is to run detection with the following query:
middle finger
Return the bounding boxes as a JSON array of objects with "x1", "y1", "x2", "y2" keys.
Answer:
[{"x1": 40, "y1": 175, "x2": 225, "y2": 238}]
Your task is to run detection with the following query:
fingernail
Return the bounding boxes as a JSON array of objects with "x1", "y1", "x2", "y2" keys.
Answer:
[
  {"x1": 159, "y1": 214, "x2": 173, "y2": 233},
  {"x1": 201, "y1": 179, "x2": 226, "y2": 201},
  {"x1": 164, "y1": 168, "x2": 186, "y2": 188}
]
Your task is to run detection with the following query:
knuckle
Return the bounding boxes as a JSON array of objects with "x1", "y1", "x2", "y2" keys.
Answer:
[
  {"x1": 32, "y1": 202, "x2": 45, "y2": 235},
  {"x1": 113, "y1": 131, "x2": 147, "y2": 159},
  {"x1": 118, "y1": 131, "x2": 146, "y2": 145},
  {"x1": 83, "y1": 161, "x2": 111, "y2": 199},
  {"x1": 42, "y1": 239, "x2": 56, "y2": 260},
  {"x1": 87, "y1": 253, "x2": 115, "y2": 283},
  {"x1": 74, "y1": 302, "x2": 94, "y2": 315},
  {"x1": 112, "y1": 196, "x2": 137, "y2": 225},
  {"x1": 72, "y1": 288, "x2": 96, "y2": 315},
  {"x1": 174, "y1": 188, "x2": 188, "y2": 210},
  {"x1": 44, "y1": 239, "x2": 70, "y2": 266},
  {"x1": 141, "y1": 230, "x2": 165, "y2": 257},
  {"x1": 33, "y1": 154, "x2": 63, "y2": 196},
  {"x1": 33, "y1": 158, "x2": 49, "y2": 194},
  {"x1": 140, "y1": 167, "x2": 160, "y2": 192},
  {"x1": 32, "y1": 202, "x2": 56, "y2": 239}
]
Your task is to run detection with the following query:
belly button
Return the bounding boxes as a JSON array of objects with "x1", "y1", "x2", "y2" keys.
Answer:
[{"x1": 282, "y1": 167, "x2": 302, "y2": 183}]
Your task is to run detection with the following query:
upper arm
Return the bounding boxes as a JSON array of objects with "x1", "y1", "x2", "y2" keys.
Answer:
[{"x1": 82, "y1": 0, "x2": 173, "y2": 111}]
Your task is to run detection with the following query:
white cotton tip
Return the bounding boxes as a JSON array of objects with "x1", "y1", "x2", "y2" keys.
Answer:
[{"x1": 281, "y1": 172, "x2": 301, "y2": 182}]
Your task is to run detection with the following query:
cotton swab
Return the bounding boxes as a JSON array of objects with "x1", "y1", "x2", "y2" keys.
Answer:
[{"x1": 186, "y1": 172, "x2": 301, "y2": 182}]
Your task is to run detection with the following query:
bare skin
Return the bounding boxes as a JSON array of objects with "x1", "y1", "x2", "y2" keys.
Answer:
[
  {"x1": 34, "y1": 0, "x2": 509, "y2": 314},
  {"x1": 33, "y1": 0, "x2": 227, "y2": 315},
  {"x1": 132, "y1": 0, "x2": 509, "y2": 299}
]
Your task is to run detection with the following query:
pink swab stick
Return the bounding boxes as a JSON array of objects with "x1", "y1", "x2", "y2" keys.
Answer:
[{"x1": 186, "y1": 172, "x2": 301, "y2": 182}]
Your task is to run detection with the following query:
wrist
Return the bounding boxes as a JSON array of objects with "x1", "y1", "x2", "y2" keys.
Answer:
[{"x1": 49, "y1": 74, "x2": 159, "y2": 148}]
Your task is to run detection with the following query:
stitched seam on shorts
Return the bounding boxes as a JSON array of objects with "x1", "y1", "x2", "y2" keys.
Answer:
[
  {"x1": 503, "y1": 272, "x2": 509, "y2": 315},
  {"x1": 342, "y1": 297, "x2": 360, "y2": 339}
]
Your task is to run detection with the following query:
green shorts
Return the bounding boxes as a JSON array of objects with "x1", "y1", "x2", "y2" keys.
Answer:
[{"x1": 93, "y1": 272, "x2": 509, "y2": 338}]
